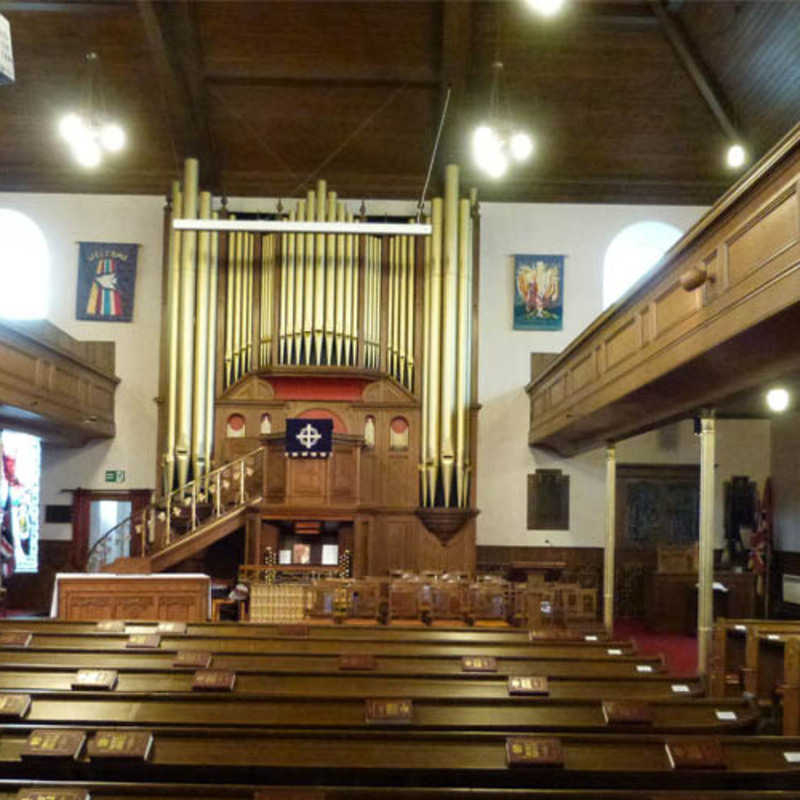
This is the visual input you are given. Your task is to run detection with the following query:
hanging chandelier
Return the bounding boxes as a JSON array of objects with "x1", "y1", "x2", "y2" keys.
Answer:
[
  {"x1": 472, "y1": 61, "x2": 534, "y2": 179},
  {"x1": 58, "y1": 52, "x2": 126, "y2": 169}
]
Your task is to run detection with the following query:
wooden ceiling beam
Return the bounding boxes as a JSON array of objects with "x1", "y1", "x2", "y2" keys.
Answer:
[
  {"x1": 136, "y1": 0, "x2": 219, "y2": 192},
  {"x1": 649, "y1": 0, "x2": 741, "y2": 142}
]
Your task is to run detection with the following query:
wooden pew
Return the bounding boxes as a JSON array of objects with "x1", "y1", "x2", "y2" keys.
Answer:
[
  {"x1": 0, "y1": 727, "x2": 798, "y2": 789},
  {"x1": 0, "y1": 667, "x2": 705, "y2": 699}
]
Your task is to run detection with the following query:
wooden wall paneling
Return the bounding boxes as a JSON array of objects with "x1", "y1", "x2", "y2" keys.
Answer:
[
  {"x1": 331, "y1": 446, "x2": 357, "y2": 502},
  {"x1": 288, "y1": 459, "x2": 327, "y2": 505},
  {"x1": 353, "y1": 516, "x2": 371, "y2": 577}
]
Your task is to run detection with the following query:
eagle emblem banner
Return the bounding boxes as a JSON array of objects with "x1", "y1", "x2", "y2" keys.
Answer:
[
  {"x1": 286, "y1": 419, "x2": 333, "y2": 459},
  {"x1": 76, "y1": 242, "x2": 139, "y2": 322}
]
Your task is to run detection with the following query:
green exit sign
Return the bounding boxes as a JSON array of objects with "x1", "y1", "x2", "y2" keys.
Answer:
[{"x1": 105, "y1": 470, "x2": 126, "y2": 483}]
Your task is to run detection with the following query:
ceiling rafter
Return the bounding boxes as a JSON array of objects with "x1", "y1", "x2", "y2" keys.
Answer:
[{"x1": 136, "y1": 0, "x2": 218, "y2": 192}]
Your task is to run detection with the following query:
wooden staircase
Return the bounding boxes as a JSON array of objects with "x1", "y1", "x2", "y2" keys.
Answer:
[{"x1": 87, "y1": 447, "x2": 265, "y2": 574}]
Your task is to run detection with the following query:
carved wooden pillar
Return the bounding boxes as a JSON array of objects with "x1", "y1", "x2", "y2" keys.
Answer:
[
  {"x1": 603, "y1": 444, "x2": 616, "y2": 634},
  {"x1": 698, "y1": 412, "x2": 716, "y2": 676}
]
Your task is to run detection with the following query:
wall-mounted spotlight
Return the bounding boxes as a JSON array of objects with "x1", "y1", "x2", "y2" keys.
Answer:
[{"x1": 766, "y1": 387, "x2": 790, "y2": 413}]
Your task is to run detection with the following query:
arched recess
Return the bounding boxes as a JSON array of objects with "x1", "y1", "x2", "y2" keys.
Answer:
[
  {"x1": 296, "y1": 407, "x2": 347, "y2": 434},
  {"x1": 226, "y1": 413, "x2": 246, "y2": 438},
  {"x1": 389, "y1": 416, "x2": 409, "y2": 451}
]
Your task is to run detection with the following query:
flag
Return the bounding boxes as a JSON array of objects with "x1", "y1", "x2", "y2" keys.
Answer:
[
  {"x1": 285, "y1": 418, "x2": 333, "y2": 459},
  {"x1": 749, "y1": 478, "x2": 772, "y2": 596}
]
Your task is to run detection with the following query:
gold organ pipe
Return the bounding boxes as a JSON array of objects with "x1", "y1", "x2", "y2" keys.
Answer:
[
  {"x1": 224, "y1": 216, "x2": 235, "y2": 387},
  {"x1": 232, "y1": 230, "x2": 242, "y2": 381},
  {"x1": 363, "y1": 232, "x2": 371, "y2": 368},
  {"x1": 399, "y1": 233, "x2": 408, "y2": 385},
  {"x1": 241, "y1": 233, "x2": 250, "y2": 374},
  {"x1": 387, "y1": 236, "x2": 396, "y2": 376},
  {"x1": 314, "y1": 181, "x2": 326, "y2": 362},
  {"x1": 294, "y1": 201, "x2": 306, "y2": 364},
  {"x1": 374, "y1": 237, "x2": 382, "y2": 370},
  {"x1": 419, "y1": 220, "x2": 431, "y2": 506},
  {"x1": 406, "y1": 226, "x2": 415, "y2": 392},
  {"x1": 192, "y1": 190, "x2": 212, "y2": 483},
  {"x1": 427, "y1": 197, "x2": 443, "y2": 506},
  {"x1": 259, "y1": 235, "x2": 268, "y2": 366},
  {"x1": 304, "y1": 190, "x2": 315, "y2": 363},
  {"x1": 163, "y1": 181, "x2": 182, "y2": 496},
  {"x1": 440, "y1": 165, "x2": 460, "y2": 507},
  {"x1": 325, "y1": 191, "x2": 336, "y2": 363},
  {"x1": 247, "y1": 232, "x2": 255, "y2": 371},
  {"x1": 335, "y1": 203, "x2": 346, "y2": 365},
  {"x1": 176, "y1": 157, "x2": 198, "y2": 491},
  {"x1": 344, "y1": 208, "x2": 355, "y2": 365},
  {"x1": 369, "y1": 237, "x2": 376, "y2": 369},
  {"x1": 279, "y1": 221, "x2": 289, "y2": 364},
  {"x1": 456, "y1": 197, "x2": 471, "y2": 508},
  {"x1": 204, "y1": 211, "x2": 218, "y2": 480}
]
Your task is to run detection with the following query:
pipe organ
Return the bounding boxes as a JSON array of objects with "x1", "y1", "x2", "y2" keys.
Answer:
[{"x1": 159, "y1": 159, "x2": 479, "y2": 575}]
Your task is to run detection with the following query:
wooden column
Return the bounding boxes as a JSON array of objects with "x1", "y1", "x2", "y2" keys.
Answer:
[
  {"x1": 603, "y1": 443, "x2": 616, "y2": 634},
  {"x1": 698, "y1": 411, "x2": 716, "y2": 676}
]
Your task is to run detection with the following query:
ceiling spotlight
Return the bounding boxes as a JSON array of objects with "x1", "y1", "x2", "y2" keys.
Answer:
[
  {"x1": 510, "y1": 131, "x2": 534, "y2": 162},
  {"x1": 766, "y1": 387, "x2": 790, "y2": 413},
  {"x1": 73, "y1": 137, "x2": 102, "y2": 169},
  {"x1": 99, "y1": 122, "x2": 125, "y2": 153},
  {"x1": 526, "y1": 0, "x2": 566, "y2": 16},
  {"x1": 726, "y1": 143, "x2": 747, "y2": 169}
]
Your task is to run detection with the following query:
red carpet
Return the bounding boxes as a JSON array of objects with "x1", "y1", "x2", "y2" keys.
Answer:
[{"x1": 614, "y1": 618, "x2": 698, "y2": 676}]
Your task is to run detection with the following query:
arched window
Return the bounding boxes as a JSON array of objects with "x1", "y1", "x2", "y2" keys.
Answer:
[
  {"x1": 0, "y1": 209, "x2": 49, "y2": 319},
  {"x1": 603, "y1": 221, "x2": 682, "y2": 309}
]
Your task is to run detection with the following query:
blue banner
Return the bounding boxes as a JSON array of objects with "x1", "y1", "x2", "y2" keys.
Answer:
[{"x1": 286, "y1": 418, "x2": 333, "y2": 459}]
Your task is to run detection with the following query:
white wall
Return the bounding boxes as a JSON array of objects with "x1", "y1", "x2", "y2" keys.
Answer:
[
  {"x1": 0, "y1": 193, "x2": 165, "y2": 540},
  {"x1": 476, "y1": 201, "x2": 712, "y2": 548}
]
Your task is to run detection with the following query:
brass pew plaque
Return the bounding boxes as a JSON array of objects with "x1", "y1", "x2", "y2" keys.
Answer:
[
  {"x1": 174, "y1": 650, "x2": 212, "y2": 669},
  {"x1": 665, "y1": 738, "x2": 726, "y2": 769},
  {"x1": 87, "y1": 730, "x2": 153, "y2": 760},
  {"x1": 365, "y1": 698, "x2": 413, "y2": 724},
  {"x1": 508, "y1": 676, "x2": 549, "y2": 696},
  {"x1": 505, "y1": 737, "x2": 564, "y2": 767},
  {"x1": 192, "y1": 669, "x2": 236, "y2": 691},
  {"x1": 0, "y1": 693, "x2": 31, "y2": 719},
  {"x1": 126, "y1": 634, "x2": 161, "y2": 649},
  {"x1": 72, "y1": 669, "x2": 118, "y2": 691},
  {"x1": 21, "y1": 730, "x2": 86, "y2": 760},
  {"x1": 461, "y1": 656, "x2": 497, "y2": 672}
]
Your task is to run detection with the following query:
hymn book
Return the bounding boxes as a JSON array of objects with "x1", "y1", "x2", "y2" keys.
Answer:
[
  {"x1": 173, "y1": 650, "x2": 213, "y2": 669},
  {"x1": 664, "y1": 738, "x2": 726, "y2": 769},
  {"x1": 21, "y1": 730, "x2": 86, "y2": 760},
  {"x1": 601, "y1": 701, "x2": 654, "y2": 725},
  {"x1": 505, "y1": 737, "x2": 564, "y2": 767},
  {"x1": 157, "y1": 621, "x2": 187, "y2": 634},
  {"x1": 0, "y1": 631, "x2": 32, "y2": 648},
  {"x1": 365, "y1": 698, "x2": 413, "y2": 724},
  {"x1": 192, "y1": 669, "x2": 237, "y2": 691},
  {"x1": 0, "y1": 693, "x2": 31, "y2": 719},
  {"x1": 508, "y1": 676, "x2": 549, "y2": 696},
  {"x1": 461, "y1": 656, "x2": 497, "y2": 672},
  {"x1": 126, "y1": 634, "x2": 161, "y2": 649},
  {"x1": 96, "y1": 620, "x2": 125, "y2": 633},
  {"x1": 72, "y1": 669, "x2": 118, "y2": 690},
  {"x1": 87, "y1": 730, "x2": 153, "y2": 761}
]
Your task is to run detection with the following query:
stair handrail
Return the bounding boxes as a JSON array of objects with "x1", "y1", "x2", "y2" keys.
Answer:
[{"x1": 85, "y1": 446, "x2": 266, "y2": 572}]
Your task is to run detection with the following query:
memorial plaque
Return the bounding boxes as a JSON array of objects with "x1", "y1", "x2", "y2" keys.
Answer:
[
  {"x1": 192, "y1": 669, "x2": 236, "y2": 691},
  {"x1": 365, "y1": 698, "x2": 413, "y2": 724},
  {"x1": 0, "y1": 693, "x2": 31, "y2": 719},
  {"x1": 174, "y1": 650, "x2": 212, "y2": 669},
  {"x1": 126, "y1": 634, "x2": 160, "y2": 649},
  {"x1": 505, "y1": 737, "x2": 564, "y2": 767},
  {"x1": 278, "y1": 624, "x2": 309, "y2": 637},
  {"x1": 508, "y1": 676, "x2": 549, "y2": 696},
  {"x1": 665, "y1": 738, "x2": 725, "y2": 769},
  {"x1": 461, "y1": 656, "x2": 497, "y2": 672},
  {"x1": 72, "y1": 669, "x2": 118, "y2": 691},
  {"x1": 0, "y1": 631, "x2": 32, "y2": 648},
  {"x1": 602, "y1": 701, "x2": 653, "y2": 725},
  {"x1": 21, "y1": 730, "x2": 85, "y2": 760},
  {"x1": 96, "y1": 620, "x2": 125, "y2": 633},
  {"x1": 157, "y1": 621, "x2": 187, "y2": 634},
  {"x1": 339, "y1": 654, "x2": 377, "y2": 671},
  {"x1": 17, "y1": 790, "x2": 89, "y2": 800},
  {"x1": 87, "y1": 730, "x2": 153, "y2": 760}
]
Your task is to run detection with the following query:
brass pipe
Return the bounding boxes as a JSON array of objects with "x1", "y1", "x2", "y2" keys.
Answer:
[
  {"x1": 335, "y1": 202, "x2": 346, "y2": 365},
  {"x1": 427, "y1": 197, "x2": 443, "y2": 507},
  {"x1": 406, "y1": 226, "x2": 416, "y2": 393},
  {"x1": 231, "y1": 230, "x2": 242, "y2": 381},
  {"x1": 363, "y1": 233, "x2": 372, "y2": 368},
  {"x1": 192, "y1": 190, "x2": 212, "y2": 483},
  {"x1": 455, "y1": 197, "x2": 470, "y2": 507},
  {"x1": 349, "y1": 212, "x2": 358, "y2": 365},
  {"x1": 176, "y1": 157, "x2": 198, "y2": 491},
  {"x1": 224, "y1": 215, "x2": 235, "y2": 387},
  {"x1": 314, "y1": 181, "x2": 326, "y2": 363},
  {"x1": 344, "y1": 208, "x2": 355, "y2": 365},
  {"x1": 325, "y1": 191, "x2": 336, "y2": 363},
  {"x1": 399, "y1": 234, "x2": 408, "y2": 386},
  {"x1": 286, "y1": 209, "x2": 297, "y2": 365},
  {"x1": 163, "y1": 181, "x2": 182, "y2": 496},
  {"x1": 387, "y1": 236, "x2": 395, "y2": 377},
  {"x1": 247, "y1": 232, "x2": 255, "y2": 371},
  {"x1": 260, "y1": 235, "x2": 269, "y2": 367},
  {"x1": 419, "y1": 219, "x2": 431, "y2": 506},
  {"x1": 304, "y1": 190, "x2": 315, "y2": 363},
  {"x1": 294, "y1": 200, "x2": 306, "y2": 364},
  {"x1": 204, "y1": 211, "x2": 218, "y2": 481},
  {"x1": 375, "y1": 237, "x2": 382, "y2": 370},
  {"x1": 279, "y1": 222, "x2": 289, "y2": 364}
]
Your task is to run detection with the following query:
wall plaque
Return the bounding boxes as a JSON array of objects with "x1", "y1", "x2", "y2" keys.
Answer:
[
  {"x1": 505, "y1": 737, "x2": 564, "y2": 767},
  {"x1": 527, "y1": 470, "x2": 569, "y2": 530}
]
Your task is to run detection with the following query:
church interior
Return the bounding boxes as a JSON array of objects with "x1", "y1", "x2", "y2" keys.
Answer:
[{"x1": 0, "y1": 0, "x2": 800, "y2": 796}]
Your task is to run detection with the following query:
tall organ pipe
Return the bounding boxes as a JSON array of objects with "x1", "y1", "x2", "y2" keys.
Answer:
[
  {"x1": 399, "y1": 234, "x2": 408, "y2": 385},
  {"x1": 294, "y1": 200, "x2": 306, "y2": 364},
  {"x1": 426, "y1": 198, "x2": 443, "y2": 506},
  {"x1": 456, "y1": 197, "x2": 471, "y2": 508},
  {"x1": 204, "y1": 211, "x2": 218, "y2": 478},
  {"x1": 345, "y1": 210, "x2": 355, "y2": 365},
  {"x1": 335, "y1": 203, "x2": 346, "y2": 365},
  {"x1": 163, "y1": 181, "x2": 182, "y2": 496},
  {"x1": 304, "y1": 190, "x2": 315, "y2": 363},
  {"x1": 419, "y1": 222, "x2": 431, "y2": 505},
  {"x1": 313, "y1": 181, "x2": 326, "y2": 362},
  {"x1": 325, "y1": 192, "x2": 337, "y2": 364},
  {"x1": 176, "y1": 158, "x2": 198, "y2": 490},
  {"x1": 406, "y1": 227, "x2": 416, "y2": 392},
  {"x1": 191, "y1": 190, "x2": 212, "y2": 483},
  {"x1": 224, "y1": 216, "x2": 235, "y2": 387}
]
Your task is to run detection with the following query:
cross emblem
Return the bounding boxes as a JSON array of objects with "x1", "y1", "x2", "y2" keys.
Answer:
[{"x1": 296, "y1": 423, "x2": 322, "y2": 450}]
